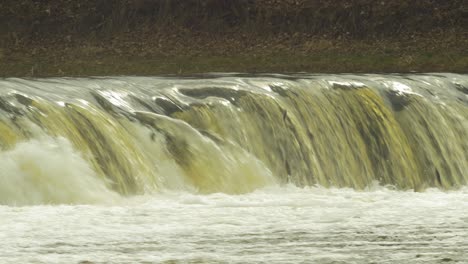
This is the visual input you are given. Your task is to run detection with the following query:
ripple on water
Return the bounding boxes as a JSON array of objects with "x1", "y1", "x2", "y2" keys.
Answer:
[{"x1": 0, "y1": 186, "x2": 467, "y2": 263}]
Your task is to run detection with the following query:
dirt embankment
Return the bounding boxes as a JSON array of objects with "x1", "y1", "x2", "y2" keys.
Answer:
[{"x1": 1, "y1": 0, "x2": 467, "y2": 76}]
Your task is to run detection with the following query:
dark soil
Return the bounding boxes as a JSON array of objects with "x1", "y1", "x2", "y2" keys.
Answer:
[{"x1": 1, "y1": 0, "x2": 467, "y2": 77}]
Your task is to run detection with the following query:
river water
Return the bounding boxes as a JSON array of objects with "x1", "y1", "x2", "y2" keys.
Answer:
[
  {"x1": 0, "y1": 74, "x2": 467, "y2": 263},
  {"x1": 1, "y1": 186, "x2": 468, "y2": 263}
]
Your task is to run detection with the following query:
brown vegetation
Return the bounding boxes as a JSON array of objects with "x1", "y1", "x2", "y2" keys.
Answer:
[{"x1": 0, "y1": 0, "x2": 467, "y2": 76}]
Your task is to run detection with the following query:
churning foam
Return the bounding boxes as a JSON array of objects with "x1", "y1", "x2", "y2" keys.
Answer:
[{"x1": 0, "y1": 136, "x2": 119, "y2": 206}]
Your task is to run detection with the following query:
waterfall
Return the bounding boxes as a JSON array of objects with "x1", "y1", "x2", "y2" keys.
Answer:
[{"x1": 0, "y1": 74, "x2": 466, "y2": 204}]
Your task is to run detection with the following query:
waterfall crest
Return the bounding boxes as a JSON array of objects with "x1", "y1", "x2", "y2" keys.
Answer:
[{"x1": 0, "y1": 74, "x2": 466, "y2": 203}]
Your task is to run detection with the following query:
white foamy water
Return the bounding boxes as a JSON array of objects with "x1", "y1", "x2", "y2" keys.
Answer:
[
  {"x1": 1, "y1": 186, "x2": 467, "y2": 264},
  {"x1": 0, "y1": 74, "x2": 467, "y2": 263},
  {"x1": 0, "y1": 137, "x2": 119, "y2": 205}
]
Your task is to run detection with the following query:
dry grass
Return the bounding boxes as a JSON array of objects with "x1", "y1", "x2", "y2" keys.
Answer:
[{"x1": 0, "y1": 1, "x2": 466, "y2": 76}]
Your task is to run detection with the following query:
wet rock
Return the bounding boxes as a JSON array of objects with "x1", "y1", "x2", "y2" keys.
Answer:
[
  {"x1": 454, "y1": 84, "x2": 468, "y2": 94},
  {"x1": 0, "y1": 96, "x2": 24, "y2": 115},
  {"x1": 14, "y1": 93, "x2": 34, "y2": 106},
  {"x1": 385, "y1": 90, "x2": 412, "y2": 111},
  {"x1": 154, "y1": 97, "x2": 184, "y2": 115}
]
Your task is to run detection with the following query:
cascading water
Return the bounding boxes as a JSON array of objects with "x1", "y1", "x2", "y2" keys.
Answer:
[
  {"x1": 0, "y1": 74, "x2": 467, "y2": 204},
  {"x1": 1, "y1": 74, "x2": 468, "y2": 263}
]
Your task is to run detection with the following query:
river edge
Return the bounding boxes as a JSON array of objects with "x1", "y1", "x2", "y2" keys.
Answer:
[
  {"x1": 1, "y1": 1, "x2": 466, "y2": 77},
  {"x1": 2, "y1": 35, "x2": 467, "y2": 77}
]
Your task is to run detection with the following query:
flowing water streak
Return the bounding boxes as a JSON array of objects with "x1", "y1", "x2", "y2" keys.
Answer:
[{"x1": 0, "y1": 74, "x2": 467, "y2": 204}]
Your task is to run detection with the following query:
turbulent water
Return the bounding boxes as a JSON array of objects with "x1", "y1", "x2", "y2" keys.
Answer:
[{"x1": 0, "y1": 73, "x2": 467, "y2": 263}]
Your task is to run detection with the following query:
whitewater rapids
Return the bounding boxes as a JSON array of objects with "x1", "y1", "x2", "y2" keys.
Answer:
[
  {"x1": 1, "y1": 186, "x2": 467, "y2": 263},
  {"x1": 0, "y1": 73, "x2": 467, "y2": 263}
]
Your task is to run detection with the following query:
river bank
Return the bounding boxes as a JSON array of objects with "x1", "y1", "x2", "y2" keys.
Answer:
[{"x1": 1, "y1": 1, "x2": 466, "y2": 76}]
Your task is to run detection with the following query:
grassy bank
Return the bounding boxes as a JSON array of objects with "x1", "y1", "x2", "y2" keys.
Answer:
[
  {"x1": 1, "y1": 1, "x2": 467, "y2": 77},
  {"x1": 2, "y1": 48, "x2": 466, "y2": 77}
]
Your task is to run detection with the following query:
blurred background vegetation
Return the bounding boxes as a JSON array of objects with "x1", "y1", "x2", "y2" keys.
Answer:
[{"x1": 1, "y1": 0, "x2": 467, "y2": 76}]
